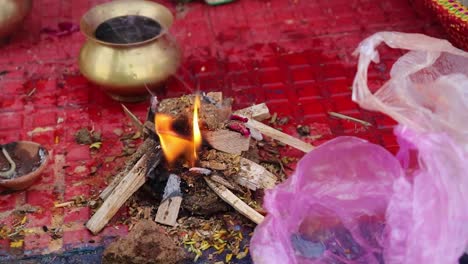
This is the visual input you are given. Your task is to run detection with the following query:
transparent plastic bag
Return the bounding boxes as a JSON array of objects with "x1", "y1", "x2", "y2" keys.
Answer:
[
  {"x1": 251, "y1": 32, "x2": 468, "y2": 264},
  {"x1": 352, "y1": 32, "x2": 468, "y2": 148}
]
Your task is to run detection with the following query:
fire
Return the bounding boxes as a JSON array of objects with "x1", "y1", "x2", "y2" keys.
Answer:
[
  {"x1": 192, "y1": 95, "x2": 201, "y2": 161},
  {"x1": 155, "y1": 95, "x2": 202, "y2": 166}
]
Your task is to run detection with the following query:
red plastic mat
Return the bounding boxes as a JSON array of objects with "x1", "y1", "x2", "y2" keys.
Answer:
[{"x1": 0, "y1": 0, "x2": 446, "y2": 259}]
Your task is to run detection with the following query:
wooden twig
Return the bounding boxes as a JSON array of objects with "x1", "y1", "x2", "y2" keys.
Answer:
[
  {"x1": 100, "y1": 138, "x2": 156, "y2": 200},
  {"x1": 87, "y1": 147, "x2": 162, "y2": 234},
  {"x1": 204, "y1": 177, "x2": 264, "y2": 225},
  {"x1": 237, "y1": 158, "x2": 277, "y2": 191},
  {"x1": 155, "y1": 174, "x2": 182, "y2": 227},
  {"x1": 236, "y1": 103, "x2": 314, "y2": 153},
  {"x1": 155, "y1": 197, "x2": 182, "y2": 227},
  {"x1": 209, "y1": 174, "x2": 240, "y2": 191},
  {"x1": 121, "y1": 104, "x2": 144, "y2": 131},
  {"x1": 54, "y1": 201, "x2": 74, "y2": 208},
  {"x1": 328, "y1": 112, "x2": 372, "y2": 127},
  {"x1": 247, "y1": 119, "x2": 314, "y2": 153},
  {"x1": 234, "y1": 103, "x2": 271, "y2": 121},
  {"x1": 101, "y1": 103, "x2": 157, "y2": 201}
]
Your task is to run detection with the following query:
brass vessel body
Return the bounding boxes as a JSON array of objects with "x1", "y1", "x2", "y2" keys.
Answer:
[
  {"x1": 79, "y1": 0, "x2": 181, "y2": 102},
  {"x1": 0, "y1": 0, "x2": 32, "y2": 40}
]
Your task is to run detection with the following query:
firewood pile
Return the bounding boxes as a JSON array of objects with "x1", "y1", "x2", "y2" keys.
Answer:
[{"x1": 86, "y1": 92, "x2": 314, "y2": 262}]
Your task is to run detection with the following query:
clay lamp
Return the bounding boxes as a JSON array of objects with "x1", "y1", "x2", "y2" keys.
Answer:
[{"x1": 0, "y1": 141, "x2": 49, "y2": 191}]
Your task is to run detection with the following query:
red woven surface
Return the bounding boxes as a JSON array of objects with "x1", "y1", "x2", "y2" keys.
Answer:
[
  {"x1": 0, "y1": 0, "x2": 446, "y2": 258},
  {"x1": 410, "y1": 0, "x2": 468, "y2": 50}
]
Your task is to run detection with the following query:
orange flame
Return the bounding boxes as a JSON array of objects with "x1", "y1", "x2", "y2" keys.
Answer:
[
  {"x1": 192, "y1": 95, "x2": 201, "y2": 161},
  {"x1": 155, "y1": 95, "x2": 202, "y2": 166}
]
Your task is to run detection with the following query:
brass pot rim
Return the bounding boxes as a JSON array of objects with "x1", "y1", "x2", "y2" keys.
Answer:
[{"x1": 80, "y1": 0, "x2": 174, "y2": 47}]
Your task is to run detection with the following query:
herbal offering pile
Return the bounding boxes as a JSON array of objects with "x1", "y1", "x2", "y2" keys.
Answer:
[{"x1": 85, "y1": 92, "x2": 314, "y2": 263}]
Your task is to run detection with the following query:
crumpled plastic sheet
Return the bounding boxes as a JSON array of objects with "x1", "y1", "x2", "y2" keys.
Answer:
[
  {"x1": 352, "y1": 32, "x2": 468, "y2": 150},
  {"x1": 251, "y1": 136, "x2": 401, "y2": 264},
  {"x1": 251, "y1": 32, "x2": 468, "y2": 264}
]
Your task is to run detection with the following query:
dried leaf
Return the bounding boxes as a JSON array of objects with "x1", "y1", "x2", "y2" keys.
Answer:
[
  {"x1": 89, "y1": 142, "x2": 102, "y2": 149},
  {"x1": 226, "y1": 253, "x2": 233, "y2": 262},
  {"x1": 104, "y1": 156, "x2": 116, "y2": 163},
  {"x1": 113, "y1": 128, "x2": 123, "y2": 136},
  {"x1": 237, "y1": 247, "x2": 249, "y2": 259},
  {"x1": 131, "y1": 131, "x2": 141, "y2": 139}
]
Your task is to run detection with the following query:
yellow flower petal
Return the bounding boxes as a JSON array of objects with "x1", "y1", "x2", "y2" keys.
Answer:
[{"x1": 10, "y1": 240, "x2": 23, "y2": 248}]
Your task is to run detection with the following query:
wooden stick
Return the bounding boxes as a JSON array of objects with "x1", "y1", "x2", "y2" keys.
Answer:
[
  {"x1": 102, "y1": 107, "x2": 157, "y2": 201},
  {"x1": 121, "y1": 104, "x2": 144, "y2": 131},
  {"x1": 204, "y1": 177, "x2": 264, "y2": 224},
  {"x1": 155, "y1": 197, "x2": 182, "y2": 227},
  {"x1": 87, "y1": 148, "x2": 162, "y2": 234},
  {"x1": 54, "y1": 201, "x2": 74, "y2": 208},
  {"x1": 203, "y1": 129, "x2": 250, "y2": 155},
  {"x1": 202, "y1": 129, "x2": 277, "y2": 190},
  {"x1": 209, "y1": 174, "x2": 240, "y2": 191},
  {"x1": 234, "y1": 103, "x2": 271, "y2": 121},
  {"x1": 155, "y1": 174, "x2": 182, "y2": 227},
  {"x1": 100, "y1": 138, "x2": 156, "y2": 200},
  {"x1": 236, "y1": 103, "x2": 314, "y2": 153},
  {"x1": 205, "y1": 92, "x2": 223, "y2": 104},
  {"x1": 328, "y1": 112, "x2": 372, "y2": 127},
  {"x1": 237, "y1": 158, "x2": 277, "y2": 191},
  {"x1": 247, "y1": 119, "x2": 314, "y2": 153}
]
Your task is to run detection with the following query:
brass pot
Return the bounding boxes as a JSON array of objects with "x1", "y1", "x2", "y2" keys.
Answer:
[
  {"x1": 79, "y1": 0, "x2": 181, "y2": 102},
  {"x1": 0, "y1": 0, "x2": 32, "y2": 40}
]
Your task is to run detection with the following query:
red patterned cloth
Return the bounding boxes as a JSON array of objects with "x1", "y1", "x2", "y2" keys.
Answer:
[{"x1": 412, "y1": 0, "x2": 468, "y2": 50}]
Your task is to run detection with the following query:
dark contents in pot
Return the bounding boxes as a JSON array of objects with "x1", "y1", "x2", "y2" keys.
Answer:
[
  {"x1": 95, "y1": 15, "x2": 162, "y2": 44},
  {"x1": 0, "y1": 143, "x2": 46, "y2": 179}
]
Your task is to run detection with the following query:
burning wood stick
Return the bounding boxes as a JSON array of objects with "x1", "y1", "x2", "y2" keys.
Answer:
[
  {"x1": 87, "y1": 147, "x2": 162, "y2": 234},
  {"x1": 155, "y1": 174, "x2": 183, "y2": 227},
  {"x1": 204, "y1": 177, "x2": 264, "y2": 224}
]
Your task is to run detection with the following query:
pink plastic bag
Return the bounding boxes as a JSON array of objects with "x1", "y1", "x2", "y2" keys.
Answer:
[
  {"x1": 353, "y1": 32, "x2": 468, "y2": 264},
  {"x1": 251, "y1": 136, "x2": 402, "y2": 264},
  {"x1": 385, "y1": 127, "x2": 468, "y2": 264},
  {"x1": 251, "y1": 32, "x2": 468, "y2": 264}
]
